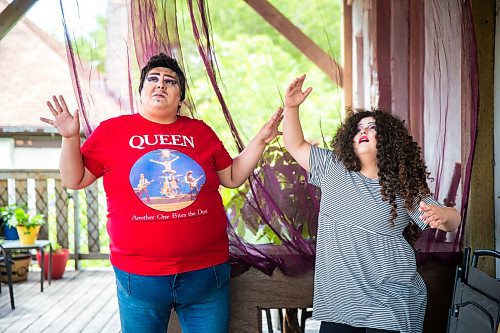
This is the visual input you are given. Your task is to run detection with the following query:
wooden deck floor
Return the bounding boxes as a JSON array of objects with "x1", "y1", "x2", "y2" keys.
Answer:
[
  {"x1": 0, "y1": 269, "x2": 321, "y2": 333},
  {"x1": 0, "y1": 269, "x2": 120, "y2": 333}
]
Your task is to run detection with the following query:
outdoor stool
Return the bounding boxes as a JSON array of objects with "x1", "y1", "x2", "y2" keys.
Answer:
[{"x1": 1, "y1": 240, "x2": 53, "y2": 292}]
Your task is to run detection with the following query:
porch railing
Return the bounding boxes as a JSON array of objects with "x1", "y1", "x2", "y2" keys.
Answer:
[{"x1": 0, "y1": 169, "x2": 108, "y2": 269}]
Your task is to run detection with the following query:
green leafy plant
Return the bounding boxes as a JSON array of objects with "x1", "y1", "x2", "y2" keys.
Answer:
[
  {"x1": 0, "y1": 204, "x2": 22, "y2": 227},
  {"x1": 6, "y1": 206, "x2": 46, "y2": 230},
  {"x1": 226, "y1": 140, "x2": 320, "y2": 245},
  {"x1": 51, "y1": 242, "x2": 68, "y2": 253}
]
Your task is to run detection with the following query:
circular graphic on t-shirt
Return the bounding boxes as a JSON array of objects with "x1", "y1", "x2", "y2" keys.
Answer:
[{"x1": 130, "y1": 149, "x2": 206, "y2": 211}]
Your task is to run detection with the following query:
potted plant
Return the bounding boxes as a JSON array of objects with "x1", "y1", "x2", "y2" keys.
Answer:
[
  {"x1": 0, "y1": 248, "x2": 32, "y2": 283},
  {"x1": 36, "y1": 242, "x2": 69, "y2": 279},
  {"x1": 6, "y1": 207, "x2": 46, "y2": 245},
  {"x1": 0, "y1": 204, "x2": 21, "y2": 240}
]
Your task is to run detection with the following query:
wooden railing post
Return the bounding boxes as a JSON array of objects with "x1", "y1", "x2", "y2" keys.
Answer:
[
  {"x1": 15, "y1": 178, "x2": 28, "y2": 208},
  {"x1": 35, "y1": 178, "x2": 49, "y2": 240},
  {"x1": 0, "y1": 179, "x2": 8, "y2": 206},
  {"x1": 74, "y1": 189, "x2": 81, "y2": 270},
  {"x1": 54, "y1": 179, "x2": 69, "y2": 248},
  {"x1": 85, "y1": 183, "x2": 100, "y2": 254}
]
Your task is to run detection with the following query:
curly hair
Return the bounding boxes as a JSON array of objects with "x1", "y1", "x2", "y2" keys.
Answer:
[
  {"x1": 138, "y1": 53, "x2": 186, "y2": 101},
  {"x1": 331, "y1": 109, "x2": 432, "y2": 245}
]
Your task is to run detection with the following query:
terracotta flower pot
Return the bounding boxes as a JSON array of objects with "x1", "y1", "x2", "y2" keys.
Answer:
[
  {"x1": 36, "y1": 249, "x2": 70, "y2": 279},
  {"x1": 16, "y1": 225, "x2": 41, "y2": 245},
  {"x1": 0, "y1": 254, "x2": 31, "y2": 283}
]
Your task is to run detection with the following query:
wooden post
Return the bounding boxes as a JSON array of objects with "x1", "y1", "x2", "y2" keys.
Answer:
[
  {"x1": 465, "y1": 0, "x2": 495, "y2": 276},
  {"x1": 343, "y1": 0, "x2": 353, "y2": 109},
  {"x1": 408, "y1": 0, "x2": 425, "y2": 148},
  {"x1": 390, "y1": 0, "x2": 409, "y2": 122},
  {"x1": 35, "y1": 178, "x2": 49, "y2": 239},
  {"x1": 85, "y1": 182, "x2": 100, "y2": 253},
  {"x1": 374, "y1": 0, "x2": 392, "y2": 110},
  {"x1": 0, "y1": 0, "x2": 38, "y2": 40},
  {"x1": 244, "y1": 0, "x2": 342, "y2": 86},
  {"x1": 74, "y1": 189, "x2": 81, "y2": 270}
]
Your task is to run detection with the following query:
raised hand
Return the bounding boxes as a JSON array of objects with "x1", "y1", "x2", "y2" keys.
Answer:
[
  {"x1": 40, "y1": 95, "x2": 80, "y2": 138},
  {"x1": 419, "y1": 201, "x2": 448, "y2": 229},
  {"x1": 257, "y1": 106, "x2": 284, "y2": 144},
  {"x1": 285, "y1": 74, "x2": 313, "y2": 108}
]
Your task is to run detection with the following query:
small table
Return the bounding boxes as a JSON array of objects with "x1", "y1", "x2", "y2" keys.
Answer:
[{"x1": 1, "y1": 240, "x2": 52, "y2": 292}]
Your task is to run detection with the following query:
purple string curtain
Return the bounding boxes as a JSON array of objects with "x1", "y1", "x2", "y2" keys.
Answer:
[
  {"x1": 131, "y1": 0, "x2": 317, "y2": 276},
  {"x1": 348, "y1": 0, "x2": 478, "y2": 265},
  {"x1": 415, "y1": 0, "x2": 473, "y2": 260},
  {"x1": 60, "y1": 0, "x2": 478, "y2": 275},
  {"x1": 415, "y1": 0, "x2": 477, "y2": 262},
  {"x1": 60, "y1": 0, "x2": 318, "y2": 276},
  {"x1": 59, "y1": 0, "x2": 134, "y2": 137}
]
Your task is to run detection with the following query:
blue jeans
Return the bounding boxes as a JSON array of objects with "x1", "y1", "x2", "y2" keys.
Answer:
[{"x1": 113, "y1": 262, "x2": 230, "y2": 333}]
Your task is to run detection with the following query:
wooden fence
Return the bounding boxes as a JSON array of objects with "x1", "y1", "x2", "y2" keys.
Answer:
[{"x1": 0, "y1": 169, "x2": 108, "y2": 268}]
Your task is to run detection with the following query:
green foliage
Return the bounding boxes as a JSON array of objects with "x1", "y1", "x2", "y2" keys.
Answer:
[
  {"x1": 176, "y1": 0, "x2": 343, "y2": 155},
  {"x1": 1, "y1": 204, "x2": 46, "y2": 230},
  {"x1": 69, "y1": 2, "x2": 343, "y2": 250},
  {"x1": 71, "y1": 1, "x2": 343, "y2": 155},
  {"x1": 0, "y1": 204, "x2": 21, "y2": 227},
  {"x1": 73, "y1": 16, "x2": 107, "y2": 73},
  {"x1": 51, "y1": 241, "x2": 63, "y2": 252},
  {"x1": 5, "y1": 206, "x2": 46, "y2": 229},
  {"x1": 226, "y1": 138, "x2": 320, "y2": 245}
]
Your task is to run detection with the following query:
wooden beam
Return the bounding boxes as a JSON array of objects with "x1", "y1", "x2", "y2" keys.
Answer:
[
  {"x1": 0, "y1": 0, "x2": 38, "y2": 41},
  {"x1": 408, "y1": 0, "x2": 425, "y2": 149},
  {"x1": 244, "y1": 0, "x2": 343, "y2": 86},
  {"x1": 465, "y1": 0, "x2": 495, "y2": 276},
  {"x1": 374, "y1": 0, "x2": 391, "y2": 110},
  {"x1": 343, "y1": 0, "x2": 353, "y2": 108},
  {"x1": 390, "y1": 0, "x2": 409, "y2": 123}
]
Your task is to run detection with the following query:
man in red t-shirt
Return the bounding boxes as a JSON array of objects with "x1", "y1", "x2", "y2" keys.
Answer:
[{"x1": 41, "y1": 53, "x2": 283, "y2": 333}]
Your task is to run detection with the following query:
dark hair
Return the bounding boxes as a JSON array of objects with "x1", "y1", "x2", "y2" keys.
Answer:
[
  {"x1": 331, "y1": 109, "x2": 432, "y2": 245},
  {"x1": 139, "y1": 53, "x2": 186, "y2": 101}
]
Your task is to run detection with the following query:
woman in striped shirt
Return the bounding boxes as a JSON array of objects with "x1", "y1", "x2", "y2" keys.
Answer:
[{"x1": 282, "y1": 75, "x2": 461, "y2": 333}]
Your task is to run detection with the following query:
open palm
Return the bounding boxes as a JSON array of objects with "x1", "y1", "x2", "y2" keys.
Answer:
[
  {"x1": 259, "y1": 106, "x2": 284, "y2": 144},
  {"x1": 40, "y1": 95, "x2": 80, "y2": 138},
  {"x1": 285, "y1": 74, "x2": 313, "y2": 108}
]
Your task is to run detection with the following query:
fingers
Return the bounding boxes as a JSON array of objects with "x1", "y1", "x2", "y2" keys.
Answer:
[
  {"x1": 287, "y1": 74, "x2": 307, "y2": 92},
  {"x1": 419, "y1": 203, "x2": 444, "y2": 228},
  {"x1": 288, "y1": 75, "x2": 312, "y2": 98},
  {"x1": 48, "y1": 95, "x2": 70, "y2": 115},
  {"x1": 52, "y1": 95, "x2": 64, "y2": 113},
  {"x1": 46, "y1": 100, "x2": 58, "y2": 117},
  {"x1": 303, "y1": 86, "x2": 313, "y2": 99},
  {"x1": 40, "y1": 117, "x2": 54, "y2": 125},
  {"x1": 425, "y1": 215, "x2": 444, "y2": 228},
  {"x1": 267, "y1": 107, "x2": 283, "y2": 124},
  {"x1": 273, "y1": 106, "x2": 284, "y2": 121},
  {"x1": 418, "y1": 201, "x2": 429, "y2": 212},
  {"x1": 59, "y1": 95, "x2": 69, "y2": 113},
  {"x1": 274, "y1": 107, "x2": 284, "y2": 132}
]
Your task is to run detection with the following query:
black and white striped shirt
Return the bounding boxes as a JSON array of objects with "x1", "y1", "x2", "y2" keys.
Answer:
[{"x1": 309, "y1": 146, "x2": 440, "y2": 333}]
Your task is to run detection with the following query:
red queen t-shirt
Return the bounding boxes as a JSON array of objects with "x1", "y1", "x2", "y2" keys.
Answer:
[{"x1": 81, "y1": 114, "x2": 233, "y2": 275}]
